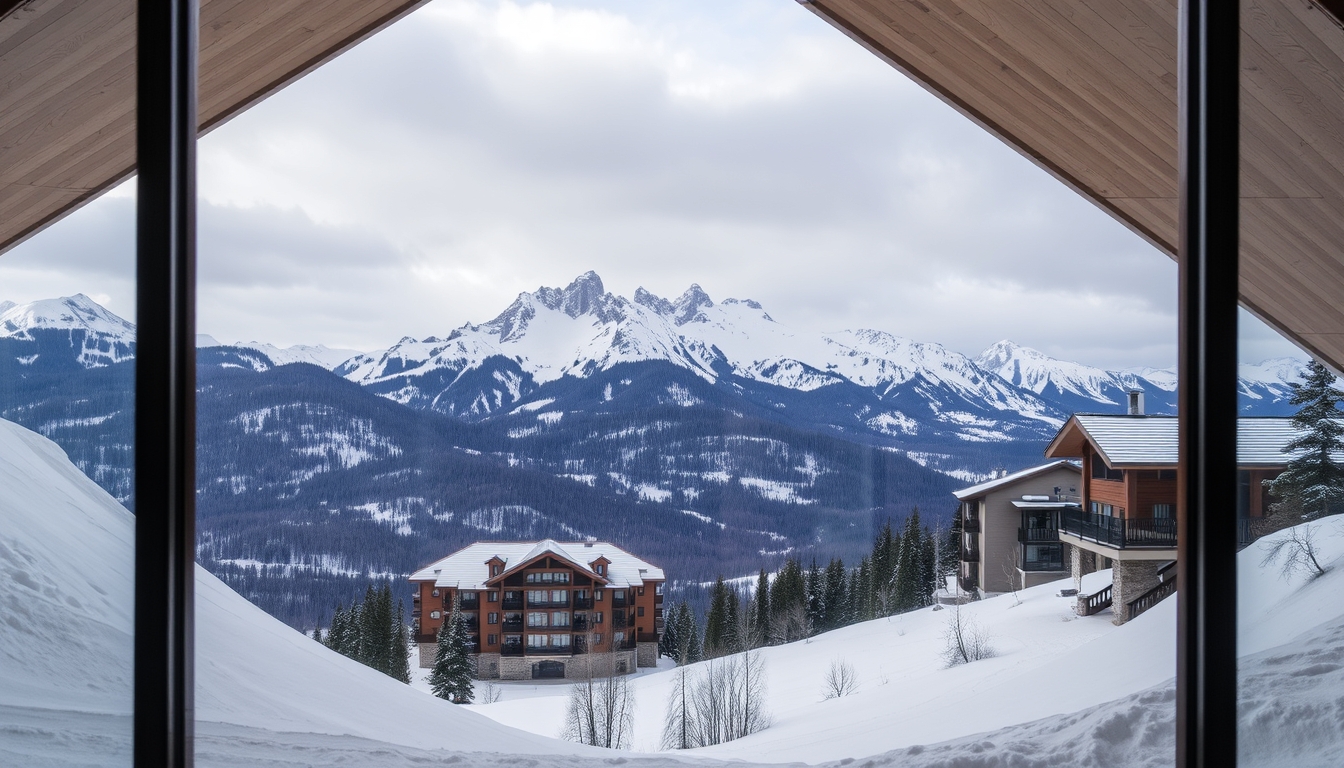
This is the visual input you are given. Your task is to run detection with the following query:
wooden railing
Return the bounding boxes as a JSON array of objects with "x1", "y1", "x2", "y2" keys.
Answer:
[
  {"x1": 1081, "y1": 584, "x2": 1113, "y2": 616},
  {"x1": 1126, "y1": 578, "x2": 1177, "y2": 621}
]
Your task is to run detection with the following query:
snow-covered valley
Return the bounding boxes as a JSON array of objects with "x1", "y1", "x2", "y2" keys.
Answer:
[{"x1": 5, "y1": 415, "x2": 1344, "y2": 766}]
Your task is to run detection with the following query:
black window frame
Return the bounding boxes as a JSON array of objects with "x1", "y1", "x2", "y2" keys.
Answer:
[{"x1": 129, "y1": 2, "x2": 1241, "y2": 765}]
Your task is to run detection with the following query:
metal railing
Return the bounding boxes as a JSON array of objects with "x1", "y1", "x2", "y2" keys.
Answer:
[
  {"x1": 1019, "y1": 526, "x2": 1060, "y2": 543},
  {"x1": 572, "y1": 597, "x2": 593, "y2": 609},
  {"x1": 962, "y1": 517, "x2": 981, "y2": 533},
  {"x1": 961, "y1": 544, "x2": 980, "y2": 562},
  {"x1": 1059, "y1": 509, "x2": 1177, "y2": 549}
]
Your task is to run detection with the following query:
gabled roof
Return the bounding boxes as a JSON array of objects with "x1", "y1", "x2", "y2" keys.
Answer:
[
  {"x1": 484, "y1": 539, "x2": 608, "y2": 587},
  {"x1": 953, "y1": 460, "x2": 1079, "y2": 501},
  {"x1": 409, "y1": 540, "x2": 664, "y2": 590},
  {"x1": 1045, "y1": 415, "x2": 1338, "y2": 468}
]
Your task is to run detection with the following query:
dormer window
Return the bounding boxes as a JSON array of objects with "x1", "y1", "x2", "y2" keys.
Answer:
[
  {"x1": 491, "y1": 565, "x2": 501, "y2": 576},
  {"x1": 596, "y1": 564, "x2": 605, "y2": 575}
]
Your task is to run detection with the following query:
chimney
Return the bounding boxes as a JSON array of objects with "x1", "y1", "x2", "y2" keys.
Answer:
[{"x1": 1127, "y1": 389, "x2": 1145, "y2": 416}]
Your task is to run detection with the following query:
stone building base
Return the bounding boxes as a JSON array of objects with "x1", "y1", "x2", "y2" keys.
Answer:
[
  {"x1": 417, "y1": 643, "x2": 435, "y2": 669},
  {"x1": 1071, "y1": 547, "x2": 1097, "y2": 592},
  {"x1": 636, "y1": 642, "x2": 658, "y2": 668},
  {"x1": 1110, "y1": 560, "x2": 1162, "y2": 625}
]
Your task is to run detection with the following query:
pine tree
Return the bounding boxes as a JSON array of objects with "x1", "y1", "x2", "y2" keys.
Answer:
[
  {"x1": 704, "y1": 576, "x2": 731, "y2": 656},
  {"x1": 822, "y1": 558, "x2": 847, "y2": 631},
  {"x1": 753, "y1": 568, "x2": 771, "y2": 643},
  {"x1": 1266, "y1": 359, "x2": 1344, "y2": 521},
  {"x1": 390, "y1": 598, "x2": 411, "y2": 684},
  {"x1": 917, "y1": 524, "x2": 937, "y2": 608},
  {"x1": 659, "y1": 601, "x2": 682, "y2": 660},
  {"x1": 724, "y1": 587, "x2": 741, "y2": 652},
  {"x1": 940, "y1": 516, "x2": 962, "y2": 589},
  {"x1": 428, "y1": 597, "x2": 474, "y2": 703},
  {"x1": 311, "y1": 617, "x2": 324, "y2": 643},
  {"x1": 870, "y1": 520, "x2": 899, "y2": 615},
  {"x1": 682, "y1": 603, "x2": 704, "y2": 663},
  {"x1": 854, "y1": 556, "x2": 873, "y2": 622},
  {"x1": 892, "y1": 509, "x2": 924, "y2": 612},
  {"x1": 805, "y1": 558, "x2": 824, "y2": 633}
]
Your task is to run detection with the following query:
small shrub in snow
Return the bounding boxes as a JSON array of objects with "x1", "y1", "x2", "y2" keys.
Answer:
[
  {"x1": 1261, "y1": 524, "x2": 1329, "y2": 582},
  {"x1": 941, "y1": 603, "x2": 994, "y2": 667},
  {"x1": 822, "y1": 659, "x2": 858, "y2": 699},
  {"x1": 479, "y1": 681, "x2": 502, "y2": 704}
]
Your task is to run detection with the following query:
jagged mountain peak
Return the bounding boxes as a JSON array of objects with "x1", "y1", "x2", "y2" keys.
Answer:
[
  {"x1": 672, "y1": 283, "x2": 714, "y2": 325},
  {"x1": 0, "y1": 300, "x2": 15, "y2": 315},
  {"x1": 0, "y1": 294, "x2": 136, "y2": 341}
]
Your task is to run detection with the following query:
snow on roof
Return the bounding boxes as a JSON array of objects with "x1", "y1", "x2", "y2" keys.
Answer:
[
  {"x1": 953, "y1": 460, "x2": 1079, "y2": 500},
  {"x1": 1063, "y1": 415, "x2": 1340, "y2": 467},
  {"x1": 409, "y1": 540, "x2": 664, "y2": 589}
]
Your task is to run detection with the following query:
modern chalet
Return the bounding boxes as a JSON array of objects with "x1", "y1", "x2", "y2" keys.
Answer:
[
  {"x1": 957, "y1": 396, "x2": 1302, "y2": 623},
  {"x1": 954, "y1": 460, "x2": 1081, "y2": 595},
  {"x1": 410, "y1": 539, "x2": 665, "y2": 680}
]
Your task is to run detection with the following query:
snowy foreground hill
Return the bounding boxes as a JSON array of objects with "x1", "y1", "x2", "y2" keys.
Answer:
[{"x1": 5, "y1": 417, "x2": 1344, "y2": 766}]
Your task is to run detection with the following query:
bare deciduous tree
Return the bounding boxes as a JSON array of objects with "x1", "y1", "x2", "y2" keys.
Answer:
[
  {"x1": 941, "y1": 602, "x2": 994, "y2": 667},
  {"x1": 661, "y1": 614, "x2": 770, "y2": 750},
  {"x1": 1002, "y1": 550, "x2": 1021, "y2": 606},
  {"x1": 479, "y1": 680, "x2": 503, "y2": 704},
  {"x1": 822, "y1": 659, "x2": 858, "y2": 699},
  {"x1": 562, "y1": 641, "x2": 634, "y2": 749},
  {"x1": 1260, "y1": 524, "x2": 1329, "y2": 582}
]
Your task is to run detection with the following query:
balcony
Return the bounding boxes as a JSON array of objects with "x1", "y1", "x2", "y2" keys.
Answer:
[
  {"x1": 961, "y1": 543, "x2": 979, "y2": 562},
  {"x1": 502, "y1": 619, "x2": 523, "y2": 632},
  {"x1": 1019, "y1": 526, "x2": 1060, "y2": 543},
  {"x1": 572, "y1": 617, "x2": 590, "y2": 632},
  {"x1": 1059, "y1": 509, "x2": 1177, "y2": 549},
  {"x1": 527, "y1": 598, "x2": 569, "y2": 609},
  {"x1": 572, "y1": 597, "x2": 593, "y2": 609},
  {"x1": 612, "y1": 598, "x2": 627, "y2": 609},
  {"x1": 502, "y1": 598, "x2": 523, "y2": 610},
  {"x1": 459, "y1": 599, "x2": 480, "y2": 611},
  {"x1": 524, "y1": 645, "x2": 574, "y2": 656},
  {"x1": 962, "y1": 517, "x2": 980, "y2": 533},
  {"x1": 636, "y1": 632, "x2": 658, "y2": 643}
]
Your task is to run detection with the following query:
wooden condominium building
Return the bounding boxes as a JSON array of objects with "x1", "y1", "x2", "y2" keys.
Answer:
[
  {"x1": 410, "y1": 539, "x2": 665, "y2": 680},
  {"x1": 959, "y1": 401, "x2": 1300, "y2": 624}
]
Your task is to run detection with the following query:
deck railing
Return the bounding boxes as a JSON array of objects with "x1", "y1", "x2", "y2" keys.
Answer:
[
  {"x1": 1059, "y1": 510, "x2": 1177, "y2": 549},
  {"x1": 1080, "y1": 584, "x2": 1113, "y2": 616}
]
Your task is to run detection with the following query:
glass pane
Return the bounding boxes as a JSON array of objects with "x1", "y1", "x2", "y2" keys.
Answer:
[
  {"x1": 1237, "y1": 3, "x2": 1344, "y2": 764},
  {"x1": 0, "y1": 1, "x2": 138, "y2": 758}
]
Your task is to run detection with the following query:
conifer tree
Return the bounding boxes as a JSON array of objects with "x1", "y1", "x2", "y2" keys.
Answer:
[
  {"x1": 1266, "y1": 359, "x2": 1344, "y2": 521},
  {"x1": 681, "y1": 603, "x2": 704, "y2": 663},
  {"x1": 822, "y1": 558, "x2": 847, "y2": 631},
  {"x1": 940, "y1": 516, "x2": 962, "y2": 589},
  {"x1": 805, "y1": 558, "x2": 824, "y2": 633},
  {"x1": 854, "y1": 556, "x2": 873, "y2": 622},
  {"x1": 659, "y1": 601, "x2": 682, "y2": 660},
  {"x1": 429, "y1": 597, "x2": 474, "y2": 703},
  {"x1": 753, "y1": 569, "x2": 771, "y2": 643},
  {"x1": 724, "y1": 587, "x2": 741, "y2": 651},
  {"x1": 391, "y1": 598, "x2": 411, "y2": 684},
  {"x1": 311, "y1": 617, "x2": 324, "y2": 643},
  {"x1": 768, "y1": 558, "x2": 809, "y2": 642},
  {"x1": 870, "y1": 521, "x2": 899, "y2": 614},
  {"x1": 704, "y1": 576, "x2": 731, "y2": 656},
  {"x1": 892, "y1": 509, "x2": 924, "y2": 612},
  {"x1": 917, "y1": 524, "x2": 938, "y2": 607}
]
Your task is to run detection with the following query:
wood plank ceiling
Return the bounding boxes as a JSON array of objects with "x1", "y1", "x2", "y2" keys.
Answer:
[
  {"x1": 0, "y1": 0, "x2": 427, "y2": 253},
  {"x1": 802, "y1": 0, "x2": 1344, "y2": 373}
]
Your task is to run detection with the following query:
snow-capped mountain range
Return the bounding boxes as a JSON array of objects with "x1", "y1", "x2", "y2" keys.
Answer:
[{"x1": 1, "y1": 280, "x2": 1311, "y2": 426}]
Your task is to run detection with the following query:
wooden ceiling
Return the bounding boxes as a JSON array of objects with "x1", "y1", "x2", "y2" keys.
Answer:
[
  {"x1": 0, "y1": 0, "x2": 426, "y2": 253},
  {"x1": 801, "y1": 0, "x2": 1344, "y2": 372}
]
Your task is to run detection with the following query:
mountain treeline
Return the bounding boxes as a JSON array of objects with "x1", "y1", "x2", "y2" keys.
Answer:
[{"x1": 661, "y1": 509, "x2": 961, "y2": 659}]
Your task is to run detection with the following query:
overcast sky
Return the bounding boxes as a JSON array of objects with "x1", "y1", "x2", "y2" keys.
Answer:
[{"x1": 0, "y1": 0, "x2": 1300, "y2": 369}]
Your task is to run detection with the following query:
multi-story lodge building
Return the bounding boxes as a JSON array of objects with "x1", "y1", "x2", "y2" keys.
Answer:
[
  {"x1": 955, "y1": 460, "x2": 1081, "y2": 595},
  {"x1": 410, "y1": 539, "x2": 665, "y2": 680},
  {"x1": 958, "y1": 402, "x2": 1296, "y2": 624}
]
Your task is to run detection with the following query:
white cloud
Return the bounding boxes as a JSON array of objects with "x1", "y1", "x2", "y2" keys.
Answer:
[{"x1": 0, "y1": 0, "x2": 1305, "y2": 367}]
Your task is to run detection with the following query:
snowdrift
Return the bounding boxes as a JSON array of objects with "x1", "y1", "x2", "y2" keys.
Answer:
[{"x1": 0, "y1": 419, "x2": 590, "y2": 765}]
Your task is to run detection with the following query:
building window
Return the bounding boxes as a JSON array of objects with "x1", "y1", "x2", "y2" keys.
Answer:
[
  {"x1": 488, "y1": 612, "x2": 499, "y2": 624},
  {"x1": 1091, "y1": 452, "x2": 1124, "y2": 481},
  {"x1": 595, "y1": 564, "x2": 605, "y2": 575},
  {"x1": 551, "y1": 611, "x2": 570, "y2": 627},
  {"x1": 528, "y1": 612, "x2": 549, "y2": 627},
  {"x1": 1023, "y1": 544, "x2": 1064, "y2": 571},
  {"x1": 654, "y1": 582, "x2": 663, "y2": 595},
  {"x1": 595, "y1": 589, "x2": 604, "y2": 601},
  {"x1": 594, "y1": 633, "x2": 603, "y2": 645},
  {"x1": 637, "y1": 606, "x2": 645, "y2": 617},
  {"x1": 488, "y1": 634, "x2": 497, "y2": 645},
  {"x1": 527, "y1": 634, "x2": 547, "y2": 648},
  {"x1": 1158, "y1": 469, "x2": 1177, "y2": 481},
  {"x1": 637, "y1": 586, "x2": 645, "y2": 596},
  {"x1": 552, "y1": 634, "x2": 571, "y2": 648},
  {"x1": 594, "y1": 612, "x2": 604, "y2": 624},
  {"x1": 1091, "y1": 501, "x2": 1115, "y2": 516},
  {"x1": 1153, "y1": 503, "x2": 1174, "y2": 519},
  {"x1": 614, "y1": 631, "x2": 625, "y2": 643},
  {"x1": 431, "y1": 589, "x2": 440, "y2": 597},
  {"x1": 614, "y1": 589, "x2": 626, "y2": 601},
  {"x1": 491, "y1": 565, "x2": 501, "y2": 576},
  {"x1": 488, "y1": 591, "x2": 499, "y2": 602},
  {"x1": 430, "y1": 611, "x2": 441, "y2": 620}
]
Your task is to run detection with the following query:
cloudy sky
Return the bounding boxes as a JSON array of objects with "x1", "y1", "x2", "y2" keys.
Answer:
[{"x1": 0, "y1": 0, "x2": 1299, "y2": 369}]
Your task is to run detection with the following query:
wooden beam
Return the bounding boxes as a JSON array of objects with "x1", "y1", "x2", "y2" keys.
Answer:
[{"x1": 0, "y1": 0, "x2": 428, "y2": 254}]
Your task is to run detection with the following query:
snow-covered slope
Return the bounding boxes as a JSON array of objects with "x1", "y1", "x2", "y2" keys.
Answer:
[
  {"x1": 474, "y1": 519, "x2": 1344, "y2": 765},
  {"x1": 976, "y1": 339, "x2": 1170, "y2": 403},
  {"x1": 0, "y1": 418, "x2": 589, "y2": 762}
]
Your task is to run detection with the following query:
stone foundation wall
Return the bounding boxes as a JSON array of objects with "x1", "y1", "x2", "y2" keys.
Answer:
[
  {"x1": 417, "y1": 643, "x2": 436, "y2": 669},
  {"x1": 1111, "y1": 560, "x2": 1161, "y2": 625},
  {"x1": 1071, "y1": 547, "x2": 1097, "y2": 592},
  {"x1": 636, "y1": 642, "x2": 658, "y2": 668},
  {"x1": 476, "y1": 653, "x2": 501, "y2": 679},
  {"x1": 499, "y1": 655, "x2": 532, "y2": 680}
]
